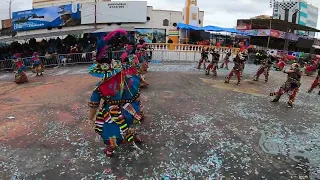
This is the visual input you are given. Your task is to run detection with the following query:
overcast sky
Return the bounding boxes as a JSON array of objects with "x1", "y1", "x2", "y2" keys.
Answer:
[{"x1": 1, "y1": 0, "x2": 320, "y2": 29}]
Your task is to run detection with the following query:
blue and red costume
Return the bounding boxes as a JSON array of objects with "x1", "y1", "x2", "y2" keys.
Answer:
[{"x1": 13, "y1": 53, "x2": 28, "y2": 84}]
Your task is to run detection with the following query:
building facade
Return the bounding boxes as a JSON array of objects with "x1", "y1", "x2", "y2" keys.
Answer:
[
  {"x1": 272, "y1": 0, "x2": 318, "y2": 36},
  {"x1": 32, "y1": 0, "x2": 111, "y2": 8},
  {"x1": 1, "y1": 1, "x2": 204, "y2": 42}
]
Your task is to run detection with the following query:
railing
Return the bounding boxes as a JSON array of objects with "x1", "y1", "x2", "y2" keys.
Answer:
[
  {"x1": 0, "y1": 52, "x2": 96, "y2": 71},
  {"x1": 0, "y1": 50, "x2": 228, "y2": 71},
  {"x1": 147, "y1": 43, "x2": 241, "y2": 54}
]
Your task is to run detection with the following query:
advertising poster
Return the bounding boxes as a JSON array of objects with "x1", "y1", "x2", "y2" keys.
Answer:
[
  {"x1": 12, "y1": 4, "x2": 81, "y2": 31},
  {"x1": 242, "y1": 29, "x2": 270, "y2": 36},
  {"x1": 135, "y1": 29, "x2": 166, "y2": 43},
  {"x1": 236, "y1": 20, "x2": 251, "y2": 30},
  {"x1": 270, "y1": 30, "x2": 286, "y2": 39}
]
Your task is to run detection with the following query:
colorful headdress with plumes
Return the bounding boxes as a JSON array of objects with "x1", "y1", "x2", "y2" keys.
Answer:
[
  {"x1": 121, "y1": 52, "x2": 128, "y2": 62},
  {"x1": 14, "y1": 53, "x2": 21, "y2": 59},
  {"x1": 125, "y1": 45, "x2": 133, "y2": 54},
  {"x1": 96, "y1": 29, "x2": 128, "y2": 62}
]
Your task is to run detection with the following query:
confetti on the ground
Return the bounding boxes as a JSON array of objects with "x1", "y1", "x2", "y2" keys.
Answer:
[{"x1": 0, "y1": 63, "x2": 319, "y2": 179}]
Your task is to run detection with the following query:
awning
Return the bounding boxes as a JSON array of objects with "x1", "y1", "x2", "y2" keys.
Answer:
[
  {"x1": 177, "y1": 23, "x2": 202, "y2": 30},
  {"x1": 0, "y1": 28, "x2": 96, "y2": 42}
]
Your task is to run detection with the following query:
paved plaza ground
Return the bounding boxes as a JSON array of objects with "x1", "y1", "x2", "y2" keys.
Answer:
[{"x1": 0, "y1": 63, "x2": 319, "y2": 179}]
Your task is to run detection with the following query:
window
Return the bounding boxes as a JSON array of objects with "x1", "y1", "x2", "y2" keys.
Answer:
[
  {"x1": 163, "y1": 19, "x2": 169, "y2": 26},
  {"x1": 292, "y1": 11, "x2": 297, "y2": 23},
  {"x1": 284, "y1": 9, "x2": 289, "y2": 22}
]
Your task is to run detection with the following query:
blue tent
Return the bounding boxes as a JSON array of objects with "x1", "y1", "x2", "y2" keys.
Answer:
[
  {"x1": 177, "y1": 23, "x2": 251, "y2": 36},
  {"x1": 177, "y1": 23, "x2": 202, "y2": 30},
  {"x1": 202, "y1": 25, "x2": 224, "y2": 32},
  {"x1": 203, "y1": 26, "x2": 252, "y2": 36}
]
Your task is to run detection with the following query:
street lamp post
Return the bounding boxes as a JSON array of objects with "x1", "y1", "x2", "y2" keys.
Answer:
[{"x1": 3, "y1": 0, "x2": 14, "y2": 20}]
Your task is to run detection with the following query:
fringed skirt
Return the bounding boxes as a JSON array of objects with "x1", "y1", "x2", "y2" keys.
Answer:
[
  {"x1": 94, "y1": 101, "x2": 143, "y2": 147},
  {"x1": 14, "y1": 70, "x2": 28, "y2": 84}
]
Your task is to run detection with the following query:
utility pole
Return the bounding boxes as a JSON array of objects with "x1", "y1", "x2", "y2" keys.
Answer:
[
  {"x1": 94, "y1": 0, "x2": 97, "y2": 29},
  {"x1": 4, "y1": 0, "x2": 14, "y2": 20}
]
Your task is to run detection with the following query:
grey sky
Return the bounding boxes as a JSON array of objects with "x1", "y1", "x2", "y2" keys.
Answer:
[{"x1": 1, "y1": 0, "x2": 320, "y2": 29}]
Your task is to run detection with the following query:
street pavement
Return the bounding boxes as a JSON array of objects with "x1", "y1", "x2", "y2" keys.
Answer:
[{"x1": 0, "y1": 63, "x2": 319, "y2": 179}]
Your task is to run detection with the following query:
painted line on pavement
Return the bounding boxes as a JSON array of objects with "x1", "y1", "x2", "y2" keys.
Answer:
[{"x1": 55, "y1": 70, "x2": 70, "y2": 76}]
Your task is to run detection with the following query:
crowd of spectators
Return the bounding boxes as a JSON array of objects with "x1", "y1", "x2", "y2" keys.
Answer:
[{"x1": 0, "y1": 34, "x2": 97, "y2": 60}]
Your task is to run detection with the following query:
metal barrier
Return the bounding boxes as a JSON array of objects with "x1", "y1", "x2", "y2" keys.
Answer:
[
  {"x1": 0, "y1": 52, "x2": 96, "y2": 71},
  {"x1": 152, "y1": 49, "x2": 235, "y2": 63},
  {"x1": 0, "y1": 49, "x2": 255, "y2": 71}
]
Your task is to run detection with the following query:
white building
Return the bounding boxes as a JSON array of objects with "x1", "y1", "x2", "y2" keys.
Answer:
[
  {"x1": 32, "y1": 0, "x2": 111, "y2": 8},
  {"x1": 0, "y1": 1, "x2": 204, "y2": 42}
]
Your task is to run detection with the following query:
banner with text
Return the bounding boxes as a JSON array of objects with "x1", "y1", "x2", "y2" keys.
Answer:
[{"x1": 12, "y1": 3, "x2": 81, "y2": 31}]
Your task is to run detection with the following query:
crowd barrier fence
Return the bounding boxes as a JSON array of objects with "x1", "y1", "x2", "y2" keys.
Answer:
[{"x1": 0, "y1": 48, "x2": 255, "y2": 71}]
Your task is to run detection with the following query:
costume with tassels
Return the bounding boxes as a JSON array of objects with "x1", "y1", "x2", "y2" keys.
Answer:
[
  {"x1": 224, "y1": 52, "x2": 246, "y2": 85},
  {"x1": 274, "y1": 56, "x2": 286, "y2": 71},
  {"x1": 198, "y1": 47, "x2": 209, "y2": 69},
  {"x1": 220, "y1": 51, "x2": 231, "y2": 70},
  {"x1": 32, "y1": 52, "x2": 44, "y2": 76},
  {"x1": 205, "y1": 48, "x2": 220, "y2": 77},
  {"x1": 253, "y1": 55, "x2": 273, "y2": 83},
  {"x1": 240, "y1": 49, "x2": 248, "y2": 76},
  {"x1": 270, "y1": 63, "x2": 302, "y2": 108},
  {"x1": 13, "y1": 53, "x2": 28, "y2": 84},
  {"x1": 135, "y1": 45, "x2": 149, "y2": 87},
  {"x1": 136, "y1": 44, "x2": 149, "y2": 74},
  {"x1": 88, "y1": 29, "x2": 144, "y2": 157}
]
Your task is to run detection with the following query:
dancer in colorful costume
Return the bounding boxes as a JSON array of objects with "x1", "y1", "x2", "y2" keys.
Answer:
[
  {"x1": 274, "y1": 55, "x2": 286, "y2": 71},
  {"x1": 198, "y1": 47, "x2": 209, "y2": 69},
  {"x1": 270, "y1": 63, "x2": 302, "y2": 108},
  {"x1": 32, "y1": 52, "x2": 44, "y2": 76},
  {"x1": 224, "y1": 52, "x2": 246, "y2": 85},
  {"x1": 304, "y1": 59, "x2": 318, "y2": 76},
  {"x1": 307, "y1": 64, "x2": 320, "y2": 95},
  {"x1": 135, "y1": 45, "x2": 149, "y2": 87},
  {"x1": 220, "y1": 51, "x2": 231, "y2": 70},
  {"x1": 140, "y1": 43, "x2": 149, "y2": 73},
  {"x1": 88, "y1": 29, "x2": 144, "y2": 157},
  {"x1": 253, "y1": 55, "x2": 273, "y2": 83},
  {"x1": 240, "y1": 49, "x2": 248, "y2": 76},
  {"x1": 205, "y1": 48, "x2": 220, "y2": 76},
  {"x1": 13, "y1": 53, "x2": 28, "y2": 84}
]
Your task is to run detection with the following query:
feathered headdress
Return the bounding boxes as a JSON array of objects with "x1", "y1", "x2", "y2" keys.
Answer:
[
  {"x1": 14, "y1": 53, "x2": 21, "y2": 59},
  {"x1": 96, "y1": 29, "x2": 128, "y2": 62},
  {"x1": 121, "y1": 52, "x2": 128, "y2": 62}
]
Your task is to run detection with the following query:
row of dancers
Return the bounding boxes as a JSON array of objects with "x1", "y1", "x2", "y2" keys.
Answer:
[
  {"x1": 12, "y1": 52, "x2": 44, "y2": 84},
  {"x1": 198, "y1": 47, "x2": 320, "y2": 108}
]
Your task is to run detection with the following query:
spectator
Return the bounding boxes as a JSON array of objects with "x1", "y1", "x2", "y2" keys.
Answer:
[
  {"x1": 152, "y1": 37, "x2": 157, "y2": 43},
  {"x1": 139, "y1": 37, "x2": 145, "y2": 45},
  {"x1": 167, "y1": 38, "x2": 173, "y2": 44}
]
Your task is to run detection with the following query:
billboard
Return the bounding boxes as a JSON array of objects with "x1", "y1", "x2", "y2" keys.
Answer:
[
  {"x1": 81, "y1": 1, "x2": 147, "y2": 24},
  {"x1": 135, "y1": 29, "x2": 166, "y2": 43},
  {"x1": 241, "y1": 29, "x2": 270, "y2": 36},
  {"x1": 12, "y1": 3, "x2": 81, "y2": 31},
  {"x1": 236, "y1": 20, "x2": 251, "y2": 30}
]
